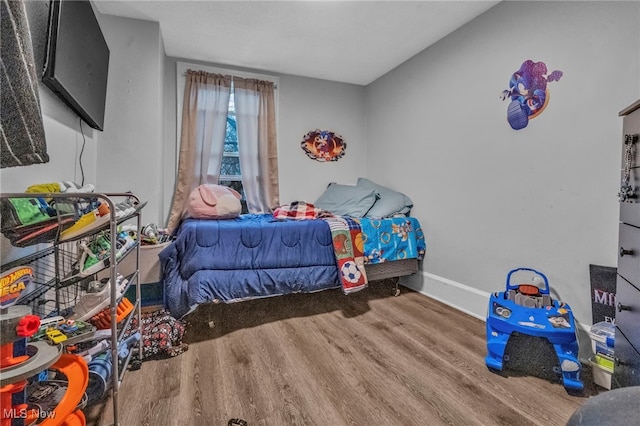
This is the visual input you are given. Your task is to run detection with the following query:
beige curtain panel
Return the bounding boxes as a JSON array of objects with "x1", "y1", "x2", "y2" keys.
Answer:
[
  {"x1": 234, "y1": 77, "x2": 280, "y2": 213},
  {"x1": 166, "y1": 70, "x2": 231, "y2": 233}
]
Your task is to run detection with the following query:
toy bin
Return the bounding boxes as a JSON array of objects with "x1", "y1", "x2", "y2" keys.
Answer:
[
  {"x1": 590, "y1": 321, "x2": 615, "y2": 358},
  {"x1": 589, "y1": 321, "x2": 615, "y2": 389}
]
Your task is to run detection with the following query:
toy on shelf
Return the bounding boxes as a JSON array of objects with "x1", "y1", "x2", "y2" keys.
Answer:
[
  {"x1": 1, "y1": 266, "x2": 88, "y2": 426},
  {"x1": 88, "y1": 297, "x2": 134, "y2": 330},
  {"x1": 30, "y1": 317, "x2": 97, "y2": 347},
  {"x1": 23, "y1": 354, "x2": 89, "y2": 426},
  {"x1": 485, "y1": 267, "x2": 583, "y2": 392},
  {"x1": 1, "y1": 267, "x2": 61, "y2": 426},
  {"x1": 85, "y1": 332, "x2": 140, "y2": 404}
]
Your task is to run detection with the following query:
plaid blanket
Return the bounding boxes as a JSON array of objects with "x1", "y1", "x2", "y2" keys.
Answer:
[
  {"x1": 273, "y1": 201, "x2": 321, "y2": 219},
  {"x1": 323, "y1": 216, "x2": 368, "y2": 294}
]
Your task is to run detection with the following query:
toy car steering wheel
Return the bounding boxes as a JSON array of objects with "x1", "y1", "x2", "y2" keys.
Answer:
[{"x1": 506, "y1": 267, "x2": 550, "y2": 295}]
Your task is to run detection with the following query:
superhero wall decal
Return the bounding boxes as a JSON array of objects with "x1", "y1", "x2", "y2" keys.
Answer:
[
  {"x1": 500, "y1": 60, "x2": 563, "y2": 130},
  {"x1": 301, "y1": 129, "x2": 346, "y2": 162}
]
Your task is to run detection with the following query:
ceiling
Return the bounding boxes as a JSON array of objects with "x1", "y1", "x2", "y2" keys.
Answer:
[{"x1": 94, "y1": 0, "x2": 501, "y2": 85}]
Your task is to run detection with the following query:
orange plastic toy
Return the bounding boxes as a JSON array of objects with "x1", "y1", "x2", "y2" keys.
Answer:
[
  {"x1": 1, "y1": 306, "x2": 44, "y2": 426},
  {"x1": 39, "y1": 354, "x2": 89, "y2": 426},
  {"x1": 89, "y1": 297, "x2": 134, "y2": 330},
  {"x1": 1, "y1": 265, "x2": 89, "y2": 426}
]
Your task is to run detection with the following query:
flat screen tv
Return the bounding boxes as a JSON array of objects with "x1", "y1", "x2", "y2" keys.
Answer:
[{"x1": 43, "y1": 0, "x2": 109, "y2": 131}]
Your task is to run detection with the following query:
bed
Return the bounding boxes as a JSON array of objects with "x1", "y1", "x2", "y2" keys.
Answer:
[{"x1": 159, "y1": 213, "x2": 425, "y2": 318}]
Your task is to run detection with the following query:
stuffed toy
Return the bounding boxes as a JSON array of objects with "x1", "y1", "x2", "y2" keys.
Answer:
[{"x1": 186, "y1": 184, "x2": 242, "y2": 219}]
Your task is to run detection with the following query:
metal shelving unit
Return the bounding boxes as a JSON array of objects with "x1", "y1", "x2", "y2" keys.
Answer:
[{"x1": 1, "y1": 192, "x2": 144, "y2": 426}]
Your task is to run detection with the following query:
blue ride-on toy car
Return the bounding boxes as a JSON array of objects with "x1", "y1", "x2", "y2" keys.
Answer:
[{"x1": 485, "y1": 268, "x2": 583, "y2": 392}]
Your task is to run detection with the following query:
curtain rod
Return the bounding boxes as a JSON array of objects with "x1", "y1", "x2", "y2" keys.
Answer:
[{"x1": 182, "y1": 71, "x2": 278, "y2": 89}]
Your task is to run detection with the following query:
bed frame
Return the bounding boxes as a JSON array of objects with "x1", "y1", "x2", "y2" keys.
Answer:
[{"x1": 365, "y1": 258, "x2": 419, "y2": 296}]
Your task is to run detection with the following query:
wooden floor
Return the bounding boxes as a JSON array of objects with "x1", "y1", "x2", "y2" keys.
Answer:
[{"x1": 84, "y1": 281, "x2": 598, "y2": 426}]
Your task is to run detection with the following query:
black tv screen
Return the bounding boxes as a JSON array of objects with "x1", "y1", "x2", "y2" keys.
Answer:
[{"x1": 43, "y1": 0, "x2": 109, "y2": 131}]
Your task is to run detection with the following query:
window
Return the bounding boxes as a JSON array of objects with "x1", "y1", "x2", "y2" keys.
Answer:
[{"x1": 218, "y1": 90, "x2": 248, "y2": 213}]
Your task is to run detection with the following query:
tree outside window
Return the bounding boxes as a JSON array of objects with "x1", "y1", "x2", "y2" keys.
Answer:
[{"x1": 218, "y1": 92, "x2": 248, "y2": 213}]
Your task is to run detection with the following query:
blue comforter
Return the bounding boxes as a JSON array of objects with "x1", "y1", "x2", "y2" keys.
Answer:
[
  {"x1": 160, "y1": 214, "x2": 339, "y2": 317},
  {"x1": 160, "y1": 214, "x2": 426, "y2": 318}
]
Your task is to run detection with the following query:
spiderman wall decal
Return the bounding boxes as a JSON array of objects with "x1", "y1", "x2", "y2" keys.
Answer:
[{"x1": 501, "y1": 60, "x2": 563, "y2": 130}]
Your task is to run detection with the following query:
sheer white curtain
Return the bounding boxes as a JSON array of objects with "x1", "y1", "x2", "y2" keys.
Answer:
[
  {"x1": 234, "y1": 77, "x2": 280, "y2": 213},
  {"x1": 166, "y1": 71, "x2": 231, "y2": 232}
]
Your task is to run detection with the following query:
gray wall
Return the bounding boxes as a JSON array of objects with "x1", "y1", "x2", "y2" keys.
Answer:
[
  {"x1": 366, "y1": 1, "x2": 640, "y2": 325},
  {"x1": 94, "y1": 14, "x2": 165, "y2": 225},
  {"x1": 276, "y1": 74, "x2": 367, "y2": 203}
]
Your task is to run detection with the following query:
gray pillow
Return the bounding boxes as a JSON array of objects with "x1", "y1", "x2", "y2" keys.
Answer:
[
  {"x1": 314, "y1": 183, "x2": 378, "y2": 217},
  {"x1": 357, "y1": 177, "x2": 413, "y2": 218}
]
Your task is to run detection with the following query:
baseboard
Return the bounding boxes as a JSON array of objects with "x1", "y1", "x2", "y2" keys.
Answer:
[{"x1": 401, "y1": 270, "x2": 491, "y2": 321}]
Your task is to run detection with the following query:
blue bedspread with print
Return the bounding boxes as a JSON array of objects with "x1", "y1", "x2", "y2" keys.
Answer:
[
  {"x1": 160, "y1": 214, "x2": 425, "y2": 318},
  {"x1": 359, "y1": 217, "x2": 426, "y2": 264}
]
